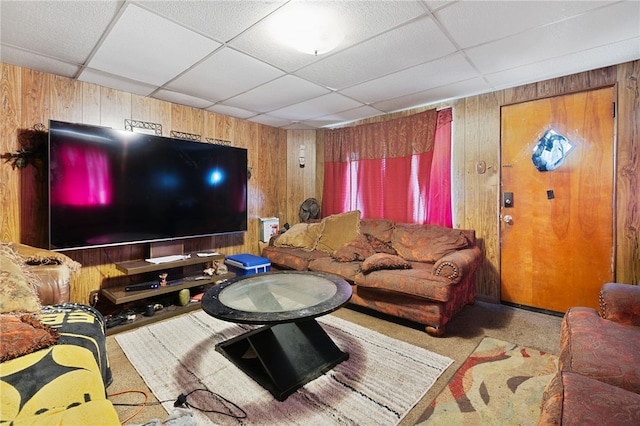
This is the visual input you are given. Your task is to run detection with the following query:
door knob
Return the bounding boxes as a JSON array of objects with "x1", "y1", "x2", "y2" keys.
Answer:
[{"x1": 503, "y1": 215, "x2": 513, "y2": 224}]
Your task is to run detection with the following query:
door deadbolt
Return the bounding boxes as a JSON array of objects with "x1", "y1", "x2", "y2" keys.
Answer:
[{"x1": 503, "y1": 192, "x2": 514, "y2": 207}]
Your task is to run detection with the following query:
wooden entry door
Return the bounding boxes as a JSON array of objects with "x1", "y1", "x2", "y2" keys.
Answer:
[{"x1": 500, "y1": 87, "x2": 615, "y2": 312}]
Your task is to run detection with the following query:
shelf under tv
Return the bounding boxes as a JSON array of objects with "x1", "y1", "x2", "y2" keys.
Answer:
[{"x1": 101, "y1": 251, "x2": 234, "y2": 334}]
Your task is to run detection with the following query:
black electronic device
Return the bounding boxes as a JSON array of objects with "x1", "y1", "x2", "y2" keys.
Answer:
[
  {"x1": 124, "y1": 282, "x2": 160, "y2": 292},
  {"x1": 48, "y1": 120, "x2": 248, "y2": 251}
]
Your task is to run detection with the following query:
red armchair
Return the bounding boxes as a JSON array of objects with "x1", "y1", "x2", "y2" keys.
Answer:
[{"x1": 538, "y1": 283, "x2": 640, "y2": 425}]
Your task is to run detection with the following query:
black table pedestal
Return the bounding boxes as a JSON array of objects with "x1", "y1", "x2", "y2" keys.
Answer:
[{"x1": 215, "y1": 319, "x2": 349, "y2": 401}]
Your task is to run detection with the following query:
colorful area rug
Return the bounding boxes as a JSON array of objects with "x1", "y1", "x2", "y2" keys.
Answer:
[
  {"x1": 418, "y1": 337, "x2": 558, "y2": 425},
  {"x1": 115, "y1": 311, "x2": 453, "y2": 425}
]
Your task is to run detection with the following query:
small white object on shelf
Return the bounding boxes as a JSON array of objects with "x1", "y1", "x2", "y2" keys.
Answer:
[
  {"x1": 145, "y1": 254, "x2": 191, "y2": 264},
  {"x1": 197, "y1": 252, "x2": 221, "y2": 257}
]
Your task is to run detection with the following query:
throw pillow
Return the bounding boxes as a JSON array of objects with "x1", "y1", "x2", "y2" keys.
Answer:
[
  {"x1": 0, "y1": 245, "x2": 41, "y2": 314},
  {"x1": 391, "y1": 223, "x2": 469, "y2": 262},
  {"x1": 332, "y1": 234, "x2": 375, "y2": 262},
  {"x1": 361, "y1": 253, "x2": 411, "y2": 274},
  {"x1": 274, "y1": 222, "x2": 324, "y2": 251},
  {"x1": 365, "y1": 234, "x2": 397, "y2": 255},
  {"x1": 316, "y1": 210, "x2": 361, "y2": 254},
  {"x1": 0, "y1": 315, "x2": 60, "y2": 362},
  {"x1": 360, "y1": 219, "x2": 395, "y2": 242}
]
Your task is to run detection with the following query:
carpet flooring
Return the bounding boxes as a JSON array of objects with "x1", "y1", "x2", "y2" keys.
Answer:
[
  {"x1": 114, "y1": 311, "x2": 453, "y2": 425},
  {"x1": 106, "y1": 300, "x2": 563, "y2": 425},
  {"x1": 417, "y1": 337, "x2": 558, "y2": 425}
]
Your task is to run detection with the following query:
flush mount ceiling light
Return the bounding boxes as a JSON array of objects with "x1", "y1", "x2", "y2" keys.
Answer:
[{"x1": 271, "y1": 3, "x2": 344, "y2": 56}]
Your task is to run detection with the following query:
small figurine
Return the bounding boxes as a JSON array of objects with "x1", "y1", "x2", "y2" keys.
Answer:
[
  {"x1": 159, "y1": 272, "x2": 168, "y2": 286},
  {"x1": 214, "y1": 261, "x2": 228, "y2": 275}
]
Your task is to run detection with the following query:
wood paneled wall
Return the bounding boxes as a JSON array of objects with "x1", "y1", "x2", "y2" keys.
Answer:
[
  {"x1": 2, "y1": 60, "x2": 639, "y2": 305},
  {"x1": 317, "y1": 60, "x2": 640, "y2": 302},
  {"x1": 0, "y1": 63, "x2": 297, "y2": 304}
]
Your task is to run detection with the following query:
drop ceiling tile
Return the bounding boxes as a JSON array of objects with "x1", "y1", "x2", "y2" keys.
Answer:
[
  {"x1": 306, "y1": 105, "x2": 386, "y2": 129},
  {"x1": 224, "y1": 75, "x2": 330, "y2": 113},
  {"x1": 486, "y1": 37, "x2": 640, "y2": 90},
  {"x1": 341, "y1": 53, "x2": 479, "y2": 105},
  {"x1": 78, "y1": 68, "x2": 158, "y2": 97},
  {"x1": 140, "y1": 1, "x2": 286, "y2": 42},
  {"x1": 435, "y1": 1, "x2": 610, "y2": 49},
  {"x1": 269, "y1": 93, "x2": 364, "y2": 121},
  {"x1": 153, "y1": 89, "x2": 214, "y2": 109},
  {"x1": 248, "y1": 114, "x2": 293, "y2": 128},
  {"x1": 0, "y1": 47, "x2": 80, "y2": 78},
  {"x1": 283, "y1": 122, "x2": 318, "y2": 130},
  {"x1": 466, "y1": 1, "x2": 640, "y2": 74},
  {"x1": 229, "y1": 0, "x2": 427, "y2": 71},
  {"x1": 206, "y1": 104, "x2": 257, "y2": 120},
  {"x1": 372, "y1": 77, "x2": 492, "y2": 113},
  {"x1": 86, "y1": 4, "x2": 220, "y2": 86},
  {"x1": 166, "y1": 47, "x2": 284, "y2": 103},
  {"x1": 0, "y1": 1, "x2": 121, "y2": 63},
  {"x1": 296, "y1": 16, "x2": 456, "y2": 90}
]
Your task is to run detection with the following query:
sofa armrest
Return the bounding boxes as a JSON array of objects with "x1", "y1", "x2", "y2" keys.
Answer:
[
  {"x1": 433, "y1": 246, "x2": 482, "y2": 282},
  {"x1": 599, "y1": 283, "x2": 640, "y2": 326}
]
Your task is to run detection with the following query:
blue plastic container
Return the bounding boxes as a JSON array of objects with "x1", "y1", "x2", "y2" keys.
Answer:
[{"x1": 225, "y1": 253, "x2": 271, "y2": 276}]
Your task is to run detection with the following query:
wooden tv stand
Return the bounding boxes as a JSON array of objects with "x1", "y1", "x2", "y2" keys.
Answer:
[{"x1": 101, "y1": 251, "x2": 235, "y2": 334}]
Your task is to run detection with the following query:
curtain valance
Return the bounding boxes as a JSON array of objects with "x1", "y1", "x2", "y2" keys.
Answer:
[{"x1": 324, "y1": 109, "x2": 437, "y2": 162}]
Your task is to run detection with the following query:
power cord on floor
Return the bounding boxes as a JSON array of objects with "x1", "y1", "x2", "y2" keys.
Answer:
[
  {"x1": 108, "y1": 388, "x2": 247, "y2": 424},
  {"x1": 108, "y1": 389, "x2": 149, "y2": 425}
]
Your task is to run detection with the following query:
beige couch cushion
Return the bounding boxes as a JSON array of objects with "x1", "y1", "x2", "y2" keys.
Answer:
[
  {"x1": 316, "y1": 210, "x2": 361, "y2": 253},
  {"x1": 274, "y1": 222, "x2": 324, "y2": 250}
]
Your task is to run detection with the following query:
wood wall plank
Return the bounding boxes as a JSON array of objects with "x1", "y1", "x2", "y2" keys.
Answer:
[
  {"x1": 0, "y1": 63, "x2": 22, "y2": 242},
  {"x1": 99, "y1": 86, "x2": 131, "y2": 129},
  {"x1": 616, "y1": 61, "x2": 640, "y2": 285},
  {"x1": 82, "y1": 82, "x2": 101, "y2": 125},
  {"x1": 286, "y1": 130, "x2": 317, "y2": 225},
  {"x1": 18, "y1": 68, "x2": 48, "y2": 247}
]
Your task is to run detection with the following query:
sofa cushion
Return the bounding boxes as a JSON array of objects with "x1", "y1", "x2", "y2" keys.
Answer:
[
  {"x1": 392, "y1": 223, "x2": 469, "y2": 262},
  {"x1": 332, "y1": 234, "x2": 375, "y2": 262},
  {"x1": 0, "y1": 244, "x2": 41, "y2": 313},
  {"x1": 0, "y1": 344, "x2": 119, "y2": 424},
  {"x1": 559, "y1": 306, "x2": 640, "y2": 393},
  {"x1": 360, "y1": 219, "x2": 395, "y2": 242},
  {"x1": 354, "y1": 262, "x2": 455, "y2": 302},
  {"x1": 316, "y1": 210, "x2": 361, "y2": 253},
  {"x1": 308, "y1": 257, "x2": 361, "y2": 282},
  {"x1": 539, "y1": 371, "x2": 640, "y2": 426},
  {"x1": 0, "y1": 315, "x2": 60, "y2": 362},
  {"x1": 274, "y1": 222, "x2": 324, "y2": 251},
  {"x1": 361, "y1": 253, "x2": 411, "y2": 274},
  {"x1": 365, "y1": 234, "x2": 397, "y2": 255},
  {"x1": 262, "y1": 245, "x2": 330, "y2": 271}
]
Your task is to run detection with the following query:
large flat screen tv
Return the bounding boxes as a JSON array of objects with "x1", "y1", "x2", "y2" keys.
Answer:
[{"x1": 48, "y1": 120, "x2": 248, "y2": 251}]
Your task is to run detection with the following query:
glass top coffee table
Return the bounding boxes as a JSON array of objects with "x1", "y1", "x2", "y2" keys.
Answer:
[{"x1": 201, "y1": 270, "x2": 352, "y2": 401}]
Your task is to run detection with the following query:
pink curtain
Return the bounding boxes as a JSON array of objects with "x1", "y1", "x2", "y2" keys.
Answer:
[
  {"x1": 322, "y1": 108, "x2": 453, "y2": 225},
  {"x1": 427, "y1": 108, "x2": 453, "y2": 226}
]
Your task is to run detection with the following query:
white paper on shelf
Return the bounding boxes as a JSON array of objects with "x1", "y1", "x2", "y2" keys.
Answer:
[
  {"x1": 196, "y1": 252, "x2": 221, "y2": 257},
  {"x1": 145, "y1": 254, "x2": 191, "y2": 264}
]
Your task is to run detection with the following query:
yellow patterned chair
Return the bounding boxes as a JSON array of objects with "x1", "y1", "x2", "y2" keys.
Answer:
[{"x1": 0, "y1": 242, "x2": 119, "y2": 425}]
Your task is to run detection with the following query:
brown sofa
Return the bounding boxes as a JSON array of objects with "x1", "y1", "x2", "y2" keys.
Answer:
[
  {"x1": 538, "y1": 283, "x2": 640, "y2": 425},
  {"x1": 261, "y1": 211, "x2": 483, "y2": 336}
]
